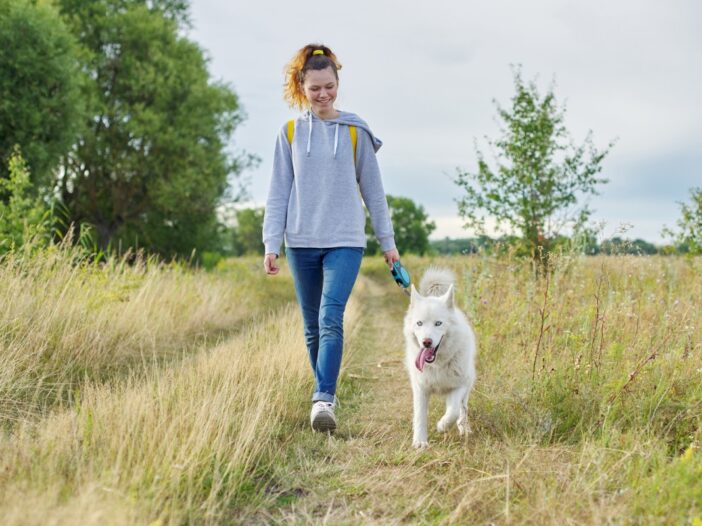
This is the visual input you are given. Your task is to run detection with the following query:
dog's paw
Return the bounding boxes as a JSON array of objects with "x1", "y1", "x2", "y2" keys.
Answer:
[
  {"x1": 412, "y1": 440, "x2": 429, "y2": 449},
  {"x1": 457, "y1": 420, "x2": 472, "y2": 436},
  {"x1": 437, "y1": 417, "x2": 450, "y2": 433}
]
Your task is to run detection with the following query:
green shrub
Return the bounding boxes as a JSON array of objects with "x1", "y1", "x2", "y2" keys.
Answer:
[{"x1": 0, "y1": 146, "x2": 55, "y2": 254}]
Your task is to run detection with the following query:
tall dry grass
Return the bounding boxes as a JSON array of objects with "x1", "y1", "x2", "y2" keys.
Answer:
[
  {"x1": 0, "y1": 243, "x2": 365, "y2": 524},
  {"x1": 0, "y1": 241, "x2": 294, "y2": 426},
  {"x1": 0, "y1": 303, "x2": 303, "y2": 524},
  {"x1": 457, "y1": 253, "x2": 702, "y2": 523},
  {"x1": 459, "y1": 253, "x2": 701, "y2": 453},
  {"x1": 2, "y1": 244, "x2": 700, "y2": 524}
]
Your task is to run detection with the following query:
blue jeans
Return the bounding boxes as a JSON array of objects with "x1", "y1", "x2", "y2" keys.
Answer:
[{"x1": 286, "y1": 247, "x2": 364, "y2": 403}]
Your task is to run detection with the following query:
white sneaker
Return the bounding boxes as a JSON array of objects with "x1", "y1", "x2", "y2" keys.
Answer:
[{"x1": 310, "y1": 400, "x2": 337, "y2": 432}]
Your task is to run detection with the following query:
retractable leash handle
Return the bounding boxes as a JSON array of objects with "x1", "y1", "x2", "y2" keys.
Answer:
[{"x1": 390, "y1": 260, "x2": 411, "y2": 297}]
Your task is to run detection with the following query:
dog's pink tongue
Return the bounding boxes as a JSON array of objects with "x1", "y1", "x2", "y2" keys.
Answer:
[{"x1": 415, "y1": 348, "x2": 434, "y2": 372}]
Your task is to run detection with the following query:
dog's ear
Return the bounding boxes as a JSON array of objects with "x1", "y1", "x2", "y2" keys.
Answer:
[
  {"x1": 410, "y1": 283, "x2": 420, "y2": 304},
  {"x1": 440, "y1": 284, "x2": 454, "y2": 308}
]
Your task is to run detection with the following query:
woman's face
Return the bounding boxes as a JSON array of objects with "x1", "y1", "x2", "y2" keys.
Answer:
[{"x1": 302, "y1": 67, "x2": 338, "y2": 114}]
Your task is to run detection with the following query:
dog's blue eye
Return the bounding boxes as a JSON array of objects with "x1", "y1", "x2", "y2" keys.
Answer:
[
  {"x1": 435, "y1": 321, "x2": 442, "y2": 326},
  {"x1": 416, "y1": 321, "x2": 423, "y2": 326}
]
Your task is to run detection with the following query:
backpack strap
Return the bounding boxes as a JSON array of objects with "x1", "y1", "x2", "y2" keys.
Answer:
[
  {"x1": 287, "y1": 119, "x2": 295, "y2": 145},
  {"x1": 286, "y1": 119, "x2": 358, "y2": 166},
  {"x1": 349, "y1": 125, "x2": 357, "y2": 164}
]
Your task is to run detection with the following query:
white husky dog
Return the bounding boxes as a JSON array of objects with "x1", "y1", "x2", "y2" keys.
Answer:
[{"x1": 403, "y1": 266, "x2": 477, "y2": 448}]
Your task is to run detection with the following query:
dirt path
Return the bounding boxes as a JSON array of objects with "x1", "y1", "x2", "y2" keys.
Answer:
[{"x1": 248, "y1": 270, "x2": 488, "y2": 525}]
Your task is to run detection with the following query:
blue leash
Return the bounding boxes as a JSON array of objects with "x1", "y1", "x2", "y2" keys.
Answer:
[{"x1": 390, "y1": 260, "x2": 411, "y2": 297}]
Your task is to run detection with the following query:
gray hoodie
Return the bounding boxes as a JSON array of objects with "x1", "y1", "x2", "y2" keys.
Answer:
[{"x1": 262, "y1": 109, "x2": 396, "y2": 256}]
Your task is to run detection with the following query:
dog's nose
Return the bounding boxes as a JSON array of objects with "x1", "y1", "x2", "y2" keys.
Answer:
[{"x1": 422, "y1": 338, "x2": 433, "y2": 348}]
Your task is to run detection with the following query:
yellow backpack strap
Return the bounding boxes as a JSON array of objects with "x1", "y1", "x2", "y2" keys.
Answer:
[
  {"x1": 349, "y1": 125, "x2": 357, "y2": 165},
  {"x1": 350, "y1": 125, "x2": 363, "y2": 200},
  {"x1": 286, "y1": 119, "x2": 295, "y2": 145}
]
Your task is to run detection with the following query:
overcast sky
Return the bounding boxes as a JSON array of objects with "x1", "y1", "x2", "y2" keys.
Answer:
[{"x1": 187, "y1": 0, "x2": 702, "y2": 243}]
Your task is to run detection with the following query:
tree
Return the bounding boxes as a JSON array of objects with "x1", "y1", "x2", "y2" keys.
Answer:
[
  {"x1": 55, "y1": 0, "x2": 252, "y2": 258},
  {"x1": 454, "y1": 67, "x2": 614, "y2": 266},
  {"x1": 232, "y1": 207, "x2": 264, "y2": 256},
  {"x1": 663, "y1": 187, "x2": 702, "y2": 255},
  {"x1": 0, "y1": 0, "x2": 83, "y2": 189},
  {"x1": 365, "y1": 194, "x2": 436, "y2": 255},
  {"x1": 599, "y1": 237, "x2": 658, "y2": 255}
]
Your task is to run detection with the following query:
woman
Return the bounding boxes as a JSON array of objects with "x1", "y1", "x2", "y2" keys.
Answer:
[{"x1": 262, "y1": 43, "x2": 400, "y2": 432}]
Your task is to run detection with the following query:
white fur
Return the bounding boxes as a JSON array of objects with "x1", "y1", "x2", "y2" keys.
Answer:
[{"x1": 403, "y1": 266, "x2": 477, "y2": 448}]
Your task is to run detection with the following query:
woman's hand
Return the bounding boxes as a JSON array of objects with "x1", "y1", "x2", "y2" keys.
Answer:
[
  {"x1": 383, "y1": 248, "x2": 400, "y2": 269},
  {"x1": 264, "y1": 253, "x2": 280, "y2": 275}
]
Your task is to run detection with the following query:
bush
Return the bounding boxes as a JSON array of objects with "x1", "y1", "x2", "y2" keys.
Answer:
[{"x1": 0, "y1": 146, "x2": 55, "y2": 254}]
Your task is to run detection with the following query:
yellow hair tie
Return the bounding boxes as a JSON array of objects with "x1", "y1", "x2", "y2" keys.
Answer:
[{"x1": 312, "y1": 49, "x2": 324, "y2": 56}]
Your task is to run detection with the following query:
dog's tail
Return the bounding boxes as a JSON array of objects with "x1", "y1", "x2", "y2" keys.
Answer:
[{"x1": 419, "y1": 266, "x2": 456, "y2": 297}]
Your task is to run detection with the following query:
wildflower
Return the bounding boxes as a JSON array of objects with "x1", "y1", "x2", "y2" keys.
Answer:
[{"x1": 681, "y1": 442, "x2": 698, "y2": 462}]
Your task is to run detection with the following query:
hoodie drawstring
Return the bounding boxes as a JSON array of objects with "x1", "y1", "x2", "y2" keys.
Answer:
[
  {"x1": 306, "y1": 111, "x2": 342, "y2": 159},
  {"x1": 333, "y1": 123, "x2": 339, "y2": 158},
  {"x1": 306, "y1": 111, "x2": 312, "y2": 156}
]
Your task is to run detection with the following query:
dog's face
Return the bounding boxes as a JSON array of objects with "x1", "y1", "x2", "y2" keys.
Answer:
[{"x1": 406, "y1": 284, "x2": 454, "y2": 372}]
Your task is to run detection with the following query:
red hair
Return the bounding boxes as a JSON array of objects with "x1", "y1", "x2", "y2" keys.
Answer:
[{"x1": 283, "y1": 43, "x2": 342, "y2": 111}]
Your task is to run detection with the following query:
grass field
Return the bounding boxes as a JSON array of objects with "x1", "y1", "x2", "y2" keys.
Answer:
[{"x1": 1, "y1": 245, "x2": 700, "y2": 524}]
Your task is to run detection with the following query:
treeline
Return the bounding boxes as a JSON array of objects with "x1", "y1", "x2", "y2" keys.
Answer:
[
  {"x1": 431, "y1": 235, "x2": 690, "y2": 256},
  {"x1": 199, "y1": 192, "x2": 698, "y2": 264}
]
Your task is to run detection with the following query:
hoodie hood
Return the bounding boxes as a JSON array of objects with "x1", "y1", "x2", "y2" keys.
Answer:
[{"x1": 303, "y1": 109, "x2": 383, "y2": 158}]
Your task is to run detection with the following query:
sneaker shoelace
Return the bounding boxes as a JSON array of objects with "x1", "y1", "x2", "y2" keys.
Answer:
[{"x1": 313, "y1": 397, "x2": 339, "y2": 412}]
